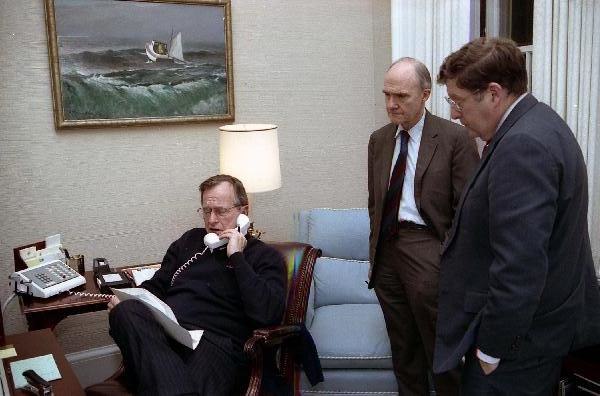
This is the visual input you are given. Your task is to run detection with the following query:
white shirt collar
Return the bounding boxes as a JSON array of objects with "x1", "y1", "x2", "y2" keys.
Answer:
[
  {"x1": 496, "y1": 93, "x2": 528, "y2": 132},
  {"x1": 395, "y1": 110, "x2": 425, "y2": 141}
]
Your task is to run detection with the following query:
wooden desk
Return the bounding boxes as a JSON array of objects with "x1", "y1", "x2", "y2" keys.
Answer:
[
  {"x1": 3, "y1": 329, "x2": 84, "y2": 395},
  {"x1": 19, "y1": 272, "x2": 109, "y2": 331}
]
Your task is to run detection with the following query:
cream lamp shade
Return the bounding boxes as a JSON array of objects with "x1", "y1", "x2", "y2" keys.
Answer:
[{"x1": 219, "y1": 124, "x2": 282, "y2": 193}]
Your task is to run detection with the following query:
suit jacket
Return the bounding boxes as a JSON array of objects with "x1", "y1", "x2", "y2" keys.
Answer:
[
  {"x1": 433, "y1": 94, "x2": 600, "y2": 373},
  {"x1": 367, "y1": 110, "x2": 479, "y2": 286}
]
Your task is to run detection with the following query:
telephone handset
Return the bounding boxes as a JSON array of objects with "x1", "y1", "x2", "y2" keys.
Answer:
[
  {"x1": 204, "y1": 214, "x2": 251, "y2": 251},
  {"x1": 170, "y1": 214, "x2": 252, "y2": 286}
]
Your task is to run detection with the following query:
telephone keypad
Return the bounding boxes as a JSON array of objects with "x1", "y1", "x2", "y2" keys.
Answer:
[{"x1": 25, "y1": 262, "x2": 81, "y2": 289}]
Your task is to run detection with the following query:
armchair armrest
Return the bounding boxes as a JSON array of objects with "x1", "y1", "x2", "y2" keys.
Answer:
[
  {"x1": 247, "y1": 324, "x2": 302, "y2": 349},
  {"x1": 244, "y1": 325, "x2": 302, "y2": 396}
]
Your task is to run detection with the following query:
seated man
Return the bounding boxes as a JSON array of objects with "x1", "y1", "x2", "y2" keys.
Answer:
[{"x1": 108, "y1": 174, "x2": 286, "y2": 395}]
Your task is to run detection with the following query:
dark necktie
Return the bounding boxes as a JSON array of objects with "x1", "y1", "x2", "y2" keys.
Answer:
[
  {"x1": 380, "y1": 130, "x2": 410, "y2": 240},
  {"x1": 482, "y1": 142, "x2": 490, "y2": 156}
]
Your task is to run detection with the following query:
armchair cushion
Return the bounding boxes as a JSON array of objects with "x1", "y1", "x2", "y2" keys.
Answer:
[
  {"x1": 310, "y1": 303, "x2": 391, "y2": 369},
  {"x1": 313, "y1": 257, "x2": 376, "y2": 308},
  {"x1": 307, "y1": 257, "x2": 391, "y2": 369}
]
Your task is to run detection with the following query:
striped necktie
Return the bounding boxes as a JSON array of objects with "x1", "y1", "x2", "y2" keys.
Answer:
[{"x1": 380, "y1": 130, "x2": 410, "y2": 240}]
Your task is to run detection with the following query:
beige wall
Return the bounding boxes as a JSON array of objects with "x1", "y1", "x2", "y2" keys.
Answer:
[{"x1": 0, "y1": 0, "x2": 391, "y2": 335}]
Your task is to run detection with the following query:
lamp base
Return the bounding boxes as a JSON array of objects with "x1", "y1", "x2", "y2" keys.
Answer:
[{"x1": 247, "y1": 222, "x2": 263, "y2": 239}]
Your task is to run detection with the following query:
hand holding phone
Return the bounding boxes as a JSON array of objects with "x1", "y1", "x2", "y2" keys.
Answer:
[{"x1": 204, "y1": 214, "x2": 251, "y2": 252}]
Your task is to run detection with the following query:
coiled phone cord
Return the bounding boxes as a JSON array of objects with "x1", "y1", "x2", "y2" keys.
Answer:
[
  {"x1": 170, "y1": 247, "x2": 208, "y2": 286},
  {"x1": 65, "y1": 246, "x2": 210, "y2": 295},
  {"x1": 68, "y1": 290, "x2": 113, "y2": 299}
]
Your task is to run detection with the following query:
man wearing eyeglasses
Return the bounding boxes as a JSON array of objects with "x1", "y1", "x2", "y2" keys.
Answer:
[
  {"x1": 434, "y1": 37, "x2": 600, "y2": 394},
  {"x1": 367, "y1": 57, "x2": 479, "y2": 395},
  {"x1": 107, "y1": 174, "x2": 286, "y2": 395}
]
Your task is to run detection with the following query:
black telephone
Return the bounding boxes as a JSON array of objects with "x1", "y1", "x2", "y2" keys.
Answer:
[
  {"x1": 22, "y1": 369, "x2": 52, "y2": 396},
  {"x1": 93, "y1": 258, "x2": 130, "y2": 293}
]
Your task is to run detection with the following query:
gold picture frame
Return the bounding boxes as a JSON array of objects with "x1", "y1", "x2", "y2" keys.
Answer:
[{"x1": 44, "y1": 0, "x2": 234, "y2": 129}]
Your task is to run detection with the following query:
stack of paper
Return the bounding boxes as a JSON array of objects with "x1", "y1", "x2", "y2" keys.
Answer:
[
  {"x1": 131, "y1": 268, "x2": 158, "y2": 286},
  {"x1": 112, "y1": 288, "x2": 203, "y2": 349}
]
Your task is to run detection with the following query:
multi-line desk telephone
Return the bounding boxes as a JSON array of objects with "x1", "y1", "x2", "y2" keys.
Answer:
[
  {"x1": 8, "y1": 234, "x2": 86, "y2": 298},
  {"x1": 9, "y1": 219, "x2": 251, "y2": 299}
]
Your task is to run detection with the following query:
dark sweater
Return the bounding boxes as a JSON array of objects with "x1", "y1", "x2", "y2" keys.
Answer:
[{"x1": 141, "y1": 228, "x2": 286, "y2": 345}]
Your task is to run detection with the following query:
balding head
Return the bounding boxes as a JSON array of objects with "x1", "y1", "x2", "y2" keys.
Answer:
[{"x1": 388, "y1": 57, "x2": 432, "y2": 91}]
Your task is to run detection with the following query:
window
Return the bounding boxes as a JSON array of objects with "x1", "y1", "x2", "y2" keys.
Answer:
[
  {"x1": 480, "y1": 0, "x2": 534, "y2": 91},
  {"x1": 480, "y1": 0, "x2": 533, "y2": 45}
]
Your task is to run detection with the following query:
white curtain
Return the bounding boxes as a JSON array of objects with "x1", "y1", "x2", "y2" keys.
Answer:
[
  {"x1": 532, "y1": 0, "x2": 600, "y2": 268},
  {"x1": 391, "y1": 0, "x2": 475, "y2": 119}
]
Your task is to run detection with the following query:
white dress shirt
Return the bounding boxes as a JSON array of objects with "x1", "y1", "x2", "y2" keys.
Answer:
[{"x1": 389, "y1": 111, "x2": 426, "y2": 225}]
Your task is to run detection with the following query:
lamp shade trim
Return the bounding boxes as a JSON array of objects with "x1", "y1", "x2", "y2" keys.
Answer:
[{"x1": 219, "y1": 124, "x2": 277, "y2": 132}]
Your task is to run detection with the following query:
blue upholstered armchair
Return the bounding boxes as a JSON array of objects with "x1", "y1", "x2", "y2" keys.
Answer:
[{"x1": 297, "y1": 208, "x2": 397, "y2": 395}]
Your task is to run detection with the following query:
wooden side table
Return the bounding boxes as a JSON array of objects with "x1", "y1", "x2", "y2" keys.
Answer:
[
  {"x1": 3, "y1": 329, "x2": 84, "y2": 395},
  {"x1": 19, "y1": 263, "x2": 160, "y2": 331},
  {"x1": 19, "y1": 272, "x2": 109, "y2": 331},
  {"x1": 13, "y1": 241, "x2": 111, "y2": 331}
]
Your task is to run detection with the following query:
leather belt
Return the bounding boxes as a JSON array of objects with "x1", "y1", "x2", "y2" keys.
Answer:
[{"x1": 397, "y1": 221, "x2": 429, "y2": 230}]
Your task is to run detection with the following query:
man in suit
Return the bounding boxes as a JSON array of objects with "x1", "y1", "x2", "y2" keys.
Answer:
[
  {"x1": 368, "y1": 57, "x2": 479, "y2": 395},
  {"x1": 434, "y1": 37, "x2": 600, "y2": 394}
]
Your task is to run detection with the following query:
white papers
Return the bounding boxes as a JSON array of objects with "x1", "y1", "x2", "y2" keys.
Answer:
[
  {"x1": 102, "y1": 273, "x2": 123, "y2": 283},
  {"x1": 0, "y1": 345, "x2": 16, "y2": 359},
  {"x1": 9, "y1": 354, "x2": 61, "y2": 389},
  {"x1": 112, "y1": 288, "x2": 203, "y2": 349},
  {"x1": 45, "y1": 234, "x2": 61, "y2": 248},
  {"x1": 131, "y1": 268, "x2": 158, "y2": 286}
]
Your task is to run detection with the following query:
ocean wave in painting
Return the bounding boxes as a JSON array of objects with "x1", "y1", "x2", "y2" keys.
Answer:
[{"x1": 59, "y1": 47, "x2": 228, "y2": 120}]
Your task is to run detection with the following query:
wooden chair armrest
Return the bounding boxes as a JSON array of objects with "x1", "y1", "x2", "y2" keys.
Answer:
[
  {"x1": 105, "y1": 361, "x2": 125, "y2": 381},
  {"x1": 248, "y1": 324, "x2": 302, "y2": 348},
  {"x1": 243, "y1": 325, "x2": 302, "y2": 396}
]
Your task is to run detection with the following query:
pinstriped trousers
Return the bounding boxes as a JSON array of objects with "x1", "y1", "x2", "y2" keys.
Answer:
[{"x1": 109, "y1": 299, "x2": 248, "y2": 396}]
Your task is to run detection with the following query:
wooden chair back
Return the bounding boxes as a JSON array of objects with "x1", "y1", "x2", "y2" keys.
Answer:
[{"x1": 244, "y1": 242, "x2": 321, "y2": 395}]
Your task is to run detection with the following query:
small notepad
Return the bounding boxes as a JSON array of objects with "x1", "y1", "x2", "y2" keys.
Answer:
[
  {"x1": 9, "y1": 354, "x2": 61, "y2": 389},
  {"x1": 0, "y1": 345, "x2": 16, "y2": 359}
]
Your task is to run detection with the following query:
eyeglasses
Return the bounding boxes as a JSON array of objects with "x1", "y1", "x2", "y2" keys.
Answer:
[
  {"x1": 444, "y1": 96, "x2": 464, "y2": 112},
  {"x1": 444, "y1": 89, "x2": 482, "y2": 113},
  {"x1": 197, "y1": 205, "x2": 241, "y2": 218}
]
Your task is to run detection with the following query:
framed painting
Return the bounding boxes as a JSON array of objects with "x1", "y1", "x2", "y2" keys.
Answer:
[{"x1": 44, "y1": 0, "x2": 234, "y2": 129}]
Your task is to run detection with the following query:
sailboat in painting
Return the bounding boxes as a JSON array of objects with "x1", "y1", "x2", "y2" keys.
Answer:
[{"x1": 145, "y1": 31, "x2": 185, "y2": 63}]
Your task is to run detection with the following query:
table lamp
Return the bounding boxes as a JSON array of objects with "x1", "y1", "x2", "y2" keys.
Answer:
[{"x1": 219, "y1": 123, "x2": 281, "y2": 238}]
